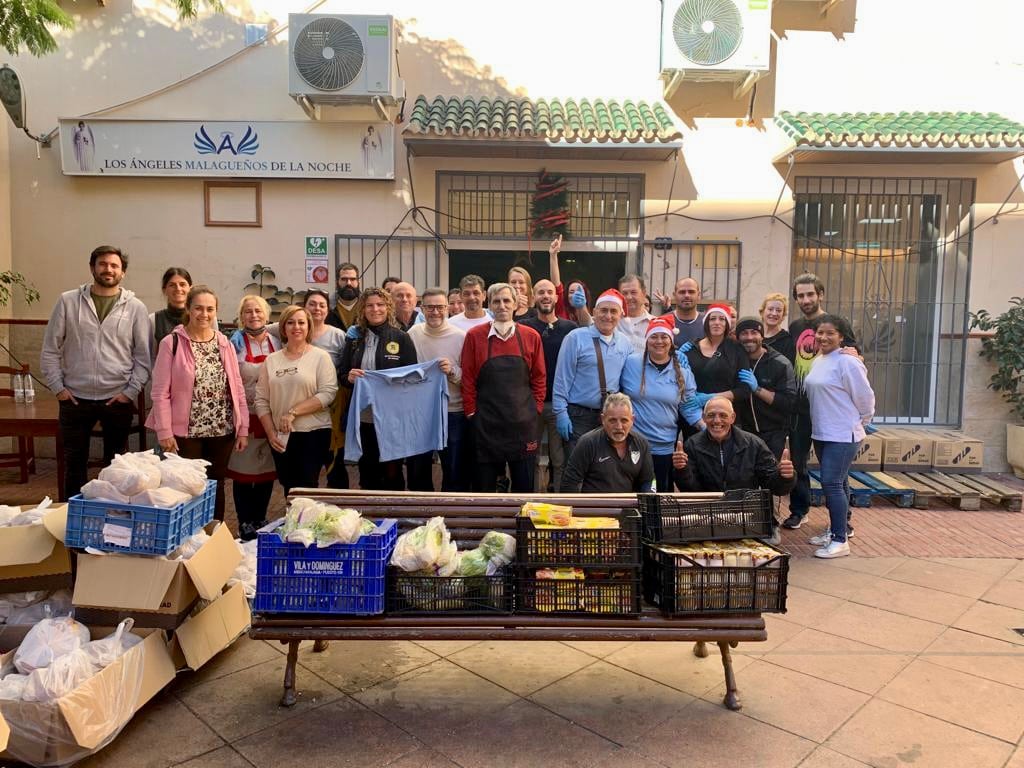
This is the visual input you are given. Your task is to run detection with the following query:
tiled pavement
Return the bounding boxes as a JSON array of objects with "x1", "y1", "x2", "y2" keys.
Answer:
[{"x1": 1, "y1": 461, "x2": 1022, "y2": 768}]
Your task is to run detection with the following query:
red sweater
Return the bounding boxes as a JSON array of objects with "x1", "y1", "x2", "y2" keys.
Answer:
[{"x1": 461, "y1": 323, "x2": 546, "y2": 417}]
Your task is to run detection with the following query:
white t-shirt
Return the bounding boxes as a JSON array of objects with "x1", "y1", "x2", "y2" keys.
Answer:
[
  {"x1": 618, "y1": 312, "x2": 654, "y2": 355},
  {"x1": 448, "y1": 312, "x2": 492, "y2": 333}
]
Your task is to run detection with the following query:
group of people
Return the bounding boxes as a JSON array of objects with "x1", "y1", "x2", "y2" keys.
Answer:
[{"x1": 40, "y1": 239, "x2": 875, "y2": 557}]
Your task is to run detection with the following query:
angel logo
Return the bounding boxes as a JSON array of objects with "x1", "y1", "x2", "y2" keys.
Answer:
[{"x1": 193, "y1": 125, "x2": 260, "y2": 155}]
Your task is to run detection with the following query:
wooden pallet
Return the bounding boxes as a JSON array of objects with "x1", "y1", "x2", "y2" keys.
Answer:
[
  {"x1": 885, "y1": 471, "x2": 983, "y2": 511},
  {"x1": 809, "y1": 470, "x2": 915, "y2": 508},
  {"x1": 947, "y1": 474, "x2": 1023, "y2": 512}
]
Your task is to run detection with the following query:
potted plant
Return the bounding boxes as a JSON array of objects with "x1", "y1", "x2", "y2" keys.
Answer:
[
  {"x1": 0, "y1": 270, "x2": 39, "y2": 308},
  {"x1": 970, "y1": 297, "x2": 1024, "y2": 478}
]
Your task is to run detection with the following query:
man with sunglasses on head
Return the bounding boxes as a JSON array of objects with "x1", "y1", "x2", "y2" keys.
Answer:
[{"x1": 520, "y1": 279, "x2": 577, "y2": 491}]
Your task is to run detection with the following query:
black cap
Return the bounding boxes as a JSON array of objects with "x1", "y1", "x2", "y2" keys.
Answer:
[{"x1": 735, "y1": 316, "x2": 764, "y2": 336}]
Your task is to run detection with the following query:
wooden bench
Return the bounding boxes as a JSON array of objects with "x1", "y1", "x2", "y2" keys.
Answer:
[{"x1": 249, "y1": 489, "x2": 769, "y2": 712}]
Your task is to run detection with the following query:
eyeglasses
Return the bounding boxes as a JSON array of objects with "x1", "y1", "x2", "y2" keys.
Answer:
[
  {"x1": 422, "y1": 304, "x2": 447, "y2": 313},
  {"x1": 275, "y1": 367, "x2": 298, "y2": 377}
]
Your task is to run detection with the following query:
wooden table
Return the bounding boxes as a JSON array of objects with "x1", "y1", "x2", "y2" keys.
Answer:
[{"x1": 0, "y1": 399, "x2": 64, "y2": 500}]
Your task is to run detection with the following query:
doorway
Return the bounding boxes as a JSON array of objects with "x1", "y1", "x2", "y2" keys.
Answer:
[{"x1": 448, "y1": 248, "x2": 627, "y2": 295}]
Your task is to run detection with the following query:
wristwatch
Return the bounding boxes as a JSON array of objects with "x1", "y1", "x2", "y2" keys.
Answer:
[{"x1": 288, "y1": 408, "x2": 298, "y2": 418}]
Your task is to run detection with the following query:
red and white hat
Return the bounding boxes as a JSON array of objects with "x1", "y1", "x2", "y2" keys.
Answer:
[
  {"x1": 594, "y1": 288, "x2": 626, "y2": 313},
  {"x1": 645, "y1": 316, "x2": 676, "y2": 339},
  {"x1": 704, "y1": 303, "x2": 733, "y2": 328}
]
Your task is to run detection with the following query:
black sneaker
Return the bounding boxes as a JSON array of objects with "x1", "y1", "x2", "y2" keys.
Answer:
[
  {"x1": 781, "y1": 514, "x2": 804, "y2": 529},
  {"x1": 847, "y1": 523, "x2": 855, "y2": 539}
]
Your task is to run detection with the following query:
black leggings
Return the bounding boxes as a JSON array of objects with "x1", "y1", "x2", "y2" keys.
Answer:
[
  {"x1": 232, "y1": 481, "x2": 275, "y2": 527},
  {"x1": 271, "y1": 429, "x2": 331, "y2": 496},
  {"x1": 357, "y1": 423, "x2": 406, "y2": 491},
  {"x1": 177, "y1": 435, "x2": 235, "y2": 521}
]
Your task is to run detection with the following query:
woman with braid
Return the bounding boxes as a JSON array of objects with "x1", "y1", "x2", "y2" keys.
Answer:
[{"x1": 620, "y1": 317, "x2": 702, "y2": 491}]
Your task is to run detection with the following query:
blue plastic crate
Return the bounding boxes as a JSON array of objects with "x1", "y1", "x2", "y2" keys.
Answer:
[
  {"x1": 253, "y1": 519, "x2": 397, "y2": 615},
  {"x1": 65, "y1": 480, "x2": 216, "y2": 556}
]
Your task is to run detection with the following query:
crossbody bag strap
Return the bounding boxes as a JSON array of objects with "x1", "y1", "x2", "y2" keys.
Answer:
[{"x1": 592, "y1": 336, "x2": 607, "y2": 405}]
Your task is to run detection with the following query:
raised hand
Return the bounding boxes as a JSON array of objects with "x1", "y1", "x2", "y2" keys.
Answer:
[
  {"x1": 672, "y1": 440, "x2": 688, "y2": 470},
  {"x1": 779, "y1": 447, "x2": 794, "y2": 479}
]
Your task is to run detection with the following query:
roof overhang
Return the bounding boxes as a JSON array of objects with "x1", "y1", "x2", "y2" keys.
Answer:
[
  {"x1": 773, "y1": 144, "x2": 1024, "y2": 168},
  {"x1": 404, "y1": 136, "x2": 682, "y2": 162}
]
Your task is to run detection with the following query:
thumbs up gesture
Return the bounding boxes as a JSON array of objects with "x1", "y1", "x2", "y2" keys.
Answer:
[
  {"x1": 672, "y1": 440, "x2": 688, "y2": 470},
  {"x1": 779, "y1": 447, "x2": 794, "y2": 479}
]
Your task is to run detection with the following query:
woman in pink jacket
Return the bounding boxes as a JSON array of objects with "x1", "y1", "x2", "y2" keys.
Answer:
[{"x1": 147, "y1": 285, "x2": 248, "y2": 520}]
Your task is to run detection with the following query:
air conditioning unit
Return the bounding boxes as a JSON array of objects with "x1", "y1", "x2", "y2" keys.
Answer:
[
  {"x1": 661, "y1": 0, "x2": 773, "y2": 80},
  {"x1": 288, "y1": 14, "x2": 403, "y2": 106}
]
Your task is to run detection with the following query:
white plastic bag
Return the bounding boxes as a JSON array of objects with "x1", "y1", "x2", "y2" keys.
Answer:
[
  {"x1": 172, "y1": 530, "x2": 211, "y2": 560},
  {"x1": 21, "y1": 648, "x2": 97, "y2": 702},
  {"x1": 6, "y1": 590, "x2": 73, "y2": 627},
  {"x1": 98, "y1": 460, "x2": 160, "y2": 497},
  {"x1": 14, "y1": 616, "x2": 90, "y2": 675},
  {"x1": 4, "y1": 497, "x2": 53, "y2": 527},
  {"x1": 0, "y1": 673, "x2": 29, "y2": 700},
  {"x1": 227, "y1": 538, "x2": 258, "y2": 599},
  {"x1": 391, "y1": 517, "x2": 458, "y2": 574},
  {"x1": 80, "y1": 479, "x2": 132, "y2": 504},
  {"x1": 80, "y1": 618, "x2": 142, "y2": 669},
  {"x1": 0, "y1": 591, "x2": 49, "y2": 623},
  {"x1": 158, "y1": 454, "x2": 209, "y2": 496},
  {"x1": 130, "y1": 487, "x2": 192, "y2": 508}
]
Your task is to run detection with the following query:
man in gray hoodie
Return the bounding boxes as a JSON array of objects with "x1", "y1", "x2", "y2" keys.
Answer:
[{"x1": 41, "y1": 245, "x2": 151, "y2": 498}]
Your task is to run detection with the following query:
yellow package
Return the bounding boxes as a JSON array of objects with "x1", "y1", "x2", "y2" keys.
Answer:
[{"x1": 521, "y1": 502, "x2": 573, "y2": 526}]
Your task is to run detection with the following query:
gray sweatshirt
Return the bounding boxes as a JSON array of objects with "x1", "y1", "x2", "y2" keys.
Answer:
[{"x1": 40, "y1": 284, "x2": 152, "y2": 400}]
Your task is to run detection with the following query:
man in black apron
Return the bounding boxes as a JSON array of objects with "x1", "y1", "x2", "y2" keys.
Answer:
[{"x1": 460, "y1": 282, "x2": 547, "y2": 492}]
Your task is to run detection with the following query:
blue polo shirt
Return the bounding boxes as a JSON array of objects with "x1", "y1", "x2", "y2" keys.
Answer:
[
  {"x1": 552, "y1": 325, "x2": 633, "y2": 416},
  {"x1": 620, "y1": 353, "x2": 701, "y2": 454}
]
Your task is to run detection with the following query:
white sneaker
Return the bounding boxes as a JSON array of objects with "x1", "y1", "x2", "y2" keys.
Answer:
[
  {"x1": 808, "y1": 530, "x2": 832, "y2": 547},
  {"x1": 814, "y1": 540, "x2": 851, "y2": 559}
]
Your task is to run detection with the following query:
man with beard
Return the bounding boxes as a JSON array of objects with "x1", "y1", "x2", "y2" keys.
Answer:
[
  {"x1": 326, "y1": 262, "x2": 360, "y2": 331},
  {"x1": 560, "y1": 393, "x2": 654, "y2": 493},
  {"x1": 672, "y1": 397, "x2": 794, "y2": 497},
  {"x1": 448, "y1": 274, "x2": 491, "y2": 333},
  {"x1": 783, "y1": 273, "x2": 859, "y2": 530},
  {"x1": 733, "y1": 317, "x2": 796, "y2": 460},
  {"x1": 520, "y1": 279, "x2": 577, "y2": 490},
  {"x1": 41, "y1": 245, "x2": 151, "y2": 499}
]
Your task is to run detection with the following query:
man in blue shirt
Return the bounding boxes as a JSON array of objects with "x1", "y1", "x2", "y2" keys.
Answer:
[{"x1": 552, "y1": 288, "x2": 634, "y2": 457}]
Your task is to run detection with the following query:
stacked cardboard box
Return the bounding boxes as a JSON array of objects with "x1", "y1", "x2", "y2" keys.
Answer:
[
  {"x1": 874, "y1": 428, "x2": 984, "y2": 473},
  {"x1": 807, "y1": 433, "x2": 883, "y2": 471}
]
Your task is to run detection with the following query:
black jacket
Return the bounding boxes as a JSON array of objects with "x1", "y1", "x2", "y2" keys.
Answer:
[
  {"x1": 685, "y1": 337, "x2": 751, "y2": 401},
  {"x1": 734, "y1": 347, "x2": 796, "y2": 436},
  {"x1": 764, "y1": 329, "x2": 795, "y2": 365},
  {"x1": 674, "y1": 426, "x2": 794, "y2": 496},
  {"x1": 338, "y1": 324, "x2": 417, "y2": 386}
]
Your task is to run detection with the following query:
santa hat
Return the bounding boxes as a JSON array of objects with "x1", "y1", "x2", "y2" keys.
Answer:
[
  {"x1": 645, "y1": 316, "x2": 676, "y2": 339},
  {"x1": 704, "y1": 303, "x2": 733, "y2": 328},
  {"x1": 594, "y1": 289, "x2": 626, "y2": 313}
]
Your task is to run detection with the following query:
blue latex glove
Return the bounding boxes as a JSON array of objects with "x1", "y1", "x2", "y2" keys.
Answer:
[
  {"x1": 345, "y1": 325, "x2": 362, "y2": 340},
  {"x1": 556, "y1": 411, "x2": 573, "y2": 441},
  {"x1": 738, "y1": 369, "x2": 759, "y2": 392},
  {"x1": 684, "y1": 392, "x2": 713, "y2": 410},
  {"x1": 569, "y1": 285, "x2": 587, "y2": 309},
  {"x1": 678, "y1": 341, "x2": 694, "y2": 354},
  {"x1": 864, "y1": 423, "x2": 878, "y2": 434}
]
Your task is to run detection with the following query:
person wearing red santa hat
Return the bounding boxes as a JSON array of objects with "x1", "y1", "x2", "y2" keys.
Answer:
[
  {"x1": 552, "y1": 287, "x2": 634, "y2": 457},
  {"x1": 620, "y1": 315, "x2": 704, "y2": 491},
  {"x1": 680, "y1": 303, "x2": 752, "y2": 439}
]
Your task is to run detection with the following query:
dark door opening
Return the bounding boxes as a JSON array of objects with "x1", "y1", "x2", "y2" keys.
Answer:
[{"x1": 448, "y1": 249, "x2": 627, "y2": 295}]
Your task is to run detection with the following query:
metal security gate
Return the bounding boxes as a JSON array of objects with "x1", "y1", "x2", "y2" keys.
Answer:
[
  {"x1": 641, "y1": 240, "x2": 742, "y2": 311},
  {"x1": 792, "y1": 176, "x2": 975, "y2": 425},
  {"x1": 334, "y1": 235, "x2": 441, "y2": 291}
]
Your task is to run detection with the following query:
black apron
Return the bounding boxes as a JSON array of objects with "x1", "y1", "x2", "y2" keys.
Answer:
[{"x1": 474, "y1": 331, "x2": 538, "y2": 463}]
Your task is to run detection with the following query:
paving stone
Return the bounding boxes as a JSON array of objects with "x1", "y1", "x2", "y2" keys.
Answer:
[
  {"x1": 751, "y1": 615, "x2": 806, "y2": 654},
  {"x1": 176, "y1": 656, "x2": 342, "y2": 742},
  {"x1": 634, "y1": 699, "x2": 816, "y2": 768},
  {"x1": 233, "y1": 698, "x2": 419, "y2": 768},
  {"x1": 953, "y1": 601, "x2": 1024, "y2": 646},
  {"x1": 297, "y1": 639, "x2": 439, "y2": 694},
  {"x1": 787, "y1": 560, "x2": 885, "y2": 600},
  {"x1": 353, "y1": 659, "x2": 518, "y2": 745},
  {"x1": 560, "y1": 640, "x2": 635, "y2": 658},
  {"x1": 447, "y1": 640, "x2": 595, "y2": 696},
  {"x1": 849, "y1": 576, "x2": 975, "y2": 625},
  {"x1": 592, "y1": 748, "x2": 670, "y2": 768},
  {"x1": 530, "y1": 659, "x2": 695, "y2": 744},
  {"x1": 383, "y1": 748, "x2": 463, "y2": 768},
  {"x1": 1006, "y1": 747, "x2": 1024, "y2": 768},
  {"x1": 78, "y1": 691, "x2": 224, "y2": 768},
  {"x1": 927, "y1": 558, "x2": 1018, "y2": 577},
  {"x1": 924, "y1": 627, "x2": 1024, "y2": 690},
  {"x1": 885, "y1": 558, "x2": 1004, "y2": 599},
  {"x1": 797, "y1": 746, "x2": 871, "y2": 768},
  {"x1": 440, "y1": 699, "x2": 620, "y2": 768},
  {"x1": 828, "y1": 556, "x2": 905, "y2": 577},
  {"x1": 1007, "y1": 561, "x2": 1024, "y2": 582},
  {"x1": 812, "y1": 601, "x2": 946, "y2": 653},
  {"x1": 775, "y1": 586, "x2": 846, "y2": 627},
  {"x1": 411, "y1": 640, "x2": 481, "y2": 656},
  {"x1": 176, "y1": 638, "x2": 282, "y2": 691},
  {"x1": 603, "y1": 639, "x2": 758, "y2": 697},
  {"x1": 172, "y1": 746, "x2": 255, "y2": 768},
  {"x1": 827, "y1": 699, "x2": 1014, "y2": 768},
  {"x1": 764, "y1": 628, "x2": 913, "y2": 695},
  {"x1": 701, "y1": 659, "x2": 868, "y2": 742},
  {"x1": 980, "y1": 579, "x2": 1024, "y2": 611},
  {"x1": 877, "y1": 658, "x2": 1024, "y2": 742}
]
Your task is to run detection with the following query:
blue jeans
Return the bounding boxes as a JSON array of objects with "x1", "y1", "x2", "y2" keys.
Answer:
[
  {"x1": 789, "y1": 411, "x2": 813, "y2": 519},
  {"x1": 813, "y1": 439, "x2": 860, "y2": 543},
  {"x1": 440, "y1": 412, "x2": 467, "y2": 492}
]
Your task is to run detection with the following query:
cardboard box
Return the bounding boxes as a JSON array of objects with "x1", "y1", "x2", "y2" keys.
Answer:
[
  {"x1": 0, "y1": 505, "x2": 72, "y2": 593},
  {"x1": 170, "y1": 582, "x2": 251, "y2": 672},
  {"x1": 879, "y1": 428, "x2": 933, "y2": 471},
  {"x1": 72, "y1": 523, "x2": 241, "y2": 630},
  {"x1": 0, "y1": 628, "x2": 175, "y2": 766},
  {"x1": 931, "y1": 431, "x2": 984, "y2": 473},
  {"x1": 804, "y1": 433, "x2": 882, "y2": 471}
]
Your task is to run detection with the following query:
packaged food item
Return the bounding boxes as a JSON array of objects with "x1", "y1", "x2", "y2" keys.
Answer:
[{"x1": 520, "y1": 502, "x2": 572, "y2": 527}]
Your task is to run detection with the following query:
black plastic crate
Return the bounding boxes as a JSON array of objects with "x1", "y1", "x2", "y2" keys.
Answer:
[
  {"x1": 515, "y1": 566, "x2": 641, "y2": 616},
  {"x1": 387, "y1": 568, "x2": 512, "y2": 615},
  {"x1": 643, "y1": 542, "x2": 789, "y2": 616},
  {"x1": 516, "y1": 509, "x2": 641, "y2": 567},
  {"x1": 637, "y1": 489, "x2": 773, "y2": 543}
]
